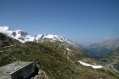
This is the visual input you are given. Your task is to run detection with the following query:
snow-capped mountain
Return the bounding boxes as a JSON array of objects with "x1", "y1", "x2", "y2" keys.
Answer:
[
  {"x1": 0, "y1": 26, "x2": 95, "y2": 58},
  {"x1": 34, "y1": 34, "x2": 97, "y2": 58},
  {"x1": 34, "y1": 33, "x2": 82, "y2": 49},
  {"x1": 34, "y1": 34, "x2": 76, "y2": 44},
  {"x1": 0, "y1": 26, "x2": 78, "y2": 47},
  {"x1": 0, "y1": 26, "x2": 34, "y2": 43}
]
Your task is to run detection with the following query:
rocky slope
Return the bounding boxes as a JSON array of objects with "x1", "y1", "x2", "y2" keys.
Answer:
[{"x1": 31, "y1": 70, "x2": 48, "y2": 79}]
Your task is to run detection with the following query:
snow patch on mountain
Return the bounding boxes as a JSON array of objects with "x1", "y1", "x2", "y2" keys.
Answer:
[
  {"x1": 66, "y1": 48, "x2": 70, "y2": 51},
  {"x1": 44, "y1": 34, "x2": 55, "y2": 39},
  {"x1": 78, "y1": 61, "x2": 103, "y2": 69},
  {"x1": 0, "y1": 26, "x2": 34, "y2": 43},
  {"x1": 0, "y1": 26, "x2": 10, "y2": 30},
  {"x1": 0, "y1": 26, "x2": 77, "y2": 46},
  {"x1": 0, "y1": 26, "x2": 12, "y2": 36},
  {"x1": 0, "y1": 26, "x2": 95, "y2": 58},
  {"x1": 0, "y1": 26, "x2": 78, "y2": 46},
  {"x1": 34, "y1": 33, "x2": 77, "y2": 45},
  {"x1": 0, "y1": 26, "x2": 85, "y2": 54},
  {"x1": 34, "y1": 34, "x2": 42, "y2": 42}
]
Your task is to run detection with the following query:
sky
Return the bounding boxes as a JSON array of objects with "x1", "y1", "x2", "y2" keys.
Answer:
[{"x1": 0, "y1": 0, "x2": 119, "y2": 46}]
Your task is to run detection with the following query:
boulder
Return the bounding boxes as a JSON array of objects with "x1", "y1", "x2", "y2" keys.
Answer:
[{"x1": 31, "y1": 70, "x2": 48, "y2": 79}]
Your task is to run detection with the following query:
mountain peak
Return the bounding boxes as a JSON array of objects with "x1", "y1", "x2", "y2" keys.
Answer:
[
  {"x1": 0, "y1": 26, "x2": 34, "y2": 43},
  {"x1": 34, "y1": 33, "x2": 82, "y2": 49},
  {"x1": 0, "y1": 26, "x2": 95, "y2": 58},
  {"x1": 0, "y1": 26, "x2": 11, "y2": 31},
  {"x1": 0, "y1": 26, "x2": 79, "y2": 48}
]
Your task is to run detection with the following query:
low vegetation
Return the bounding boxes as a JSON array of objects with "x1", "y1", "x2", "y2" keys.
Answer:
[
  {"x1": 101, "y1": 47, "x2": 119, "y2": 63},
  {"x1": 0, "y1": 33, "x2": 118, "y2": 79}
]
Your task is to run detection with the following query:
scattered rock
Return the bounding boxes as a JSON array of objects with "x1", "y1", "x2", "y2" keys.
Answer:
[{"x1": 31, "y1": 70, "x2": 48, "y2": 79}]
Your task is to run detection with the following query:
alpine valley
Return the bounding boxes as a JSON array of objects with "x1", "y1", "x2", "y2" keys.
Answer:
[
  {"x1": 0, "y1": 26, "x2": 119, "y2": 79},
  {"x1": 87, "y1": 39, "x2": 119, "y2": 57}
]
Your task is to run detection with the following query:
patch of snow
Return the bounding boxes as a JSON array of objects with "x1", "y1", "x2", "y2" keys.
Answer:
[
  {"x1": 0, "y1": 26, "x2": 13, "y2": 36},
  {"x1": 14, "y1": 31, "x2": 21, "y2": 39},
  {"x1": 0, "y1": 26, "x2": 34, "y2": 43},
  {"x1": 66, "y1": 48, "x2": 70, "y2": 51},
  {"x1": 35, "y1": 34, "x2": 42, "y2": 40},
  {"x1": 44, "y1": 34, "x2": 54, "y2": 39},
  {"x1": 78, "y1": 61, "x2": 103, "y2": 69},
  {"x1": 34, "y1": 33, "x2": 77, "y2": 46},
  {"x1": 54, "y1": 35, "x2": 58, "y2": 38},
  {"x1": 24, "y1": 35, "x2": 34, "y2": 41},
  {"x1": 0, "y1": 26, "x2": 79, "y2": 46},
  {"x1": 0, "y1": 26, "x2": 10, "y2": 31}
]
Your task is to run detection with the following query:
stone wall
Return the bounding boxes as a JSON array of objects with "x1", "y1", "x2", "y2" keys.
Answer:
[
  {"x1": 11, "y1": 62, "x2": 35, "y2": 79},
  {"x1": 0, "y1": 74, "x2": 11, "y2": 79}
]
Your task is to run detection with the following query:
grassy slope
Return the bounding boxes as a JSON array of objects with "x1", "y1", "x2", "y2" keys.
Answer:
[
  {"x1": 0, "y1": 42, "x2": 118, "y2": 79},
  {"x1": 101, "y1": 47, "x2": 119, "y2": 63}
]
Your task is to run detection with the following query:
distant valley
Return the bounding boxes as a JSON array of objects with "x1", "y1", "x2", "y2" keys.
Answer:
[
  {"x1": 101, "y1": 47, "x2": 119, "y2": 63},
  {"x1": 87, "y1": 39, "x2": 119, "y2": 57}
]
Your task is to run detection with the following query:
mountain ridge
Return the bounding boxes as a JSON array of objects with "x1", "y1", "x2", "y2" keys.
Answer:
[
  {"x1": 0, "y1": 32, "x2": 118, "y2": 79},
  {"x1": 101, "y1": 47, "x2": 119, "y2": 63},
  {"x1": 0, "y1": 26, "x2": 34, "y2": 42},
  {"x1": 0, "y1": 26, "x2": 95, "y2": 58},
  {"x1": 87, "y1": 39, "x2": 119, "y2": 57},
  {"x1": 0, "y1": 26, "x2": 78, "y2": 45}
]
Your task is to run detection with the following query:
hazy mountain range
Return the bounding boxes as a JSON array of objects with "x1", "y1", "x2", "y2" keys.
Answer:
[
  {"x1": 101, "y1": 47, "x2": 119, "y2": 62},
  {"x1": 87, "y1": 39, "x2": 119, "y2": 57}
]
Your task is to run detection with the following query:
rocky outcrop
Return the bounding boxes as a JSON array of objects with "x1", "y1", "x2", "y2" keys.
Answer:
[{"x1": 31, "y1": 70, "x2": 48, "y2": 79}]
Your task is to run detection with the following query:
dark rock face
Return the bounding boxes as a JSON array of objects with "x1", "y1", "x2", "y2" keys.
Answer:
[
  {"x1": 18, "y1": 31, "x2": 28, "y2": 37},
  {"x1": 0, "y1": 33, "x2": 20, "y2": 47},
  {"x1": 12, "y1": 32, "x2": 16, "y2": 37}
]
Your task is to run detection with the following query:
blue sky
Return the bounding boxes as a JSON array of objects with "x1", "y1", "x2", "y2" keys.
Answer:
[{"x1": 0, "y1": 0, "x2": 119, "y2": 46}]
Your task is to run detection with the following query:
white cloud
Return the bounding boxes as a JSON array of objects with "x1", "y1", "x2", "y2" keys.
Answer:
[{"x1": 104, "y1": 36, "x2": 110, "y2": 40}]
